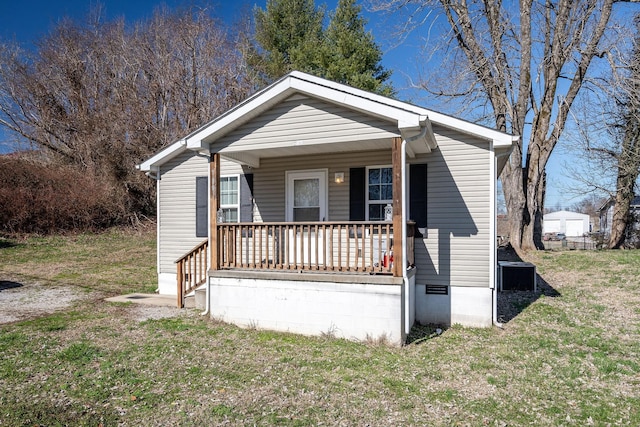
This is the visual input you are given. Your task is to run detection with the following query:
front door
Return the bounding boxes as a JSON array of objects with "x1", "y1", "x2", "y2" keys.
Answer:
[{"x1": 286, "y1": 169, "x2": 328, "y2": 222}]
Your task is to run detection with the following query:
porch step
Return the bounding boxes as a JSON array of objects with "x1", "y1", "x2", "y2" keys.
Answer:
[{"x1": 195, "y1": 287, "x2": 206, "y2": 310}]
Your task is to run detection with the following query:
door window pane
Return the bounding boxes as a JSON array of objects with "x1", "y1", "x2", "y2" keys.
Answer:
[
  {"x1": 293, "y1": 178, "x2": 320, "y2": 221},
  {"x1": 294, "y1": 178, "x2": 319, "y2": 208}
]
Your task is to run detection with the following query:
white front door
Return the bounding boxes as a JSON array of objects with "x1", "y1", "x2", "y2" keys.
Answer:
[{"x1": 286, "y1": 169, "x2": 328, "y2": 222}]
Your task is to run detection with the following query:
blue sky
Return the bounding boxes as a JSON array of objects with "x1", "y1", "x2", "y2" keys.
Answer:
[
  {"x1": 0, "y1": 1, "x2": 259, "y2": 44},
  {"x1": 1, "y1": 0, "x2": 626, "y2": 210}
]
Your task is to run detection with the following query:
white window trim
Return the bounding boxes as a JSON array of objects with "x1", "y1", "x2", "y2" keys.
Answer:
[
  {"x1": 285, "y1": 169, "x2": 328, "y2": 222},
  {"x1": 366, "y1": 165, "x2": 393, "y2": 221},
  {"x1": 220, "y1": 174, "x2": 240, "y2": 223}
]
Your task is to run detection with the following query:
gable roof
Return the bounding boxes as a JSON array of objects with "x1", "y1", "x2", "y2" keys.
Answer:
[
  {"x1": 598, "y1": 195, "x2": 640, "y2": 213},
  {"x1": 138, "y1": 71, "x2": 516, "y2": 172}
]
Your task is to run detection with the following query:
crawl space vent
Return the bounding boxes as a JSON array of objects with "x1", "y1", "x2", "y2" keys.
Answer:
[{"x1": 425, "y1": 285, "x2": 449, "y2": 295}]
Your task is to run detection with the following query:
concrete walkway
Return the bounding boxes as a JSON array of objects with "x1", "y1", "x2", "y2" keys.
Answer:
[{"x1": 105, "y1": 293, "x2": 195, "y2": 308}]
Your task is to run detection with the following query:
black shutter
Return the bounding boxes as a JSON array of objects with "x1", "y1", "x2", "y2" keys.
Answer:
[
  {"x1": 195, "y1": 176, "x2": 208, "y2": 237},
  {"x1": 409, "y1": 164, "x2": 427, "y2": 228},
  {"x1": 349, "y1": 167, "x2": 366, "y2": 221},
  {"x1": 240, "y1": 173, "x2": 254, "y2": 222}
]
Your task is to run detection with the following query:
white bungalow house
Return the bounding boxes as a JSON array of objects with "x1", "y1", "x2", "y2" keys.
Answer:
[{"x1": 138, "y1": 71, "x2": 515, "y2": 345}]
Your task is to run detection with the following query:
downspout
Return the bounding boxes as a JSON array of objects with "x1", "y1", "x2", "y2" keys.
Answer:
[
  {"x1": 402, "y1": 122, "x2": 428, "y2": 335},
  {"x1": 492, "y1": 147, "x2": 512, "y2": 328},
  {"x1": 141, "y1": 167, "x2": 160, "y2": 292}
]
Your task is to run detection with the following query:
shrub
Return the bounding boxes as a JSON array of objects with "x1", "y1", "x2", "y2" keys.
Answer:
[{"x1": 0, "y1": 154, "x2": 128, "y2": 234}]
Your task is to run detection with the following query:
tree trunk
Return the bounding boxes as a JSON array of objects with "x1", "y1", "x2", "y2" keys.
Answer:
[
  {"x1": 609, "y1": 193, "x2": 631, "y2": 249},
  {"x1": 502, "y1": 146, "x2": 527, "y2": 250},
  {"x1": 505, "y1": 165, "x2": 546, "y2": 251},
  {"x1": 609, "y1": 143, "x2": 640, "y2": 248}
]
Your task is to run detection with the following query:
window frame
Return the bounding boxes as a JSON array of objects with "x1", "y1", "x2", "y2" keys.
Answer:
[
  {"x1": 365, "y1": 165, "x2": 393, "y2": 221},
  {"x1": 220, "y1": 174, "x2": 240, "y2": 223}
]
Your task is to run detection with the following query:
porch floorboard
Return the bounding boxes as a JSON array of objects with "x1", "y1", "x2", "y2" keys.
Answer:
[{"x1": 209, "y1": 269, "x2": 404, "y2": 285}]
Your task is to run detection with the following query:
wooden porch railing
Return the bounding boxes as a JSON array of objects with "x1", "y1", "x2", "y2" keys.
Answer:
[
  {"x1": 175, "y1": 239, "x2": 208, "y2": 308},
  {"x1": 174, "y1": 222, "x2": 416, "y2": 308},
  {"x1": 216, "y1": 221, "x2": 415, "y2": 274}
]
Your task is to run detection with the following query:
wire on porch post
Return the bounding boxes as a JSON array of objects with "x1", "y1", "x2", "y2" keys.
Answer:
[{"x1": 392, "y1": 136, "x2": 404, "y2": 277}]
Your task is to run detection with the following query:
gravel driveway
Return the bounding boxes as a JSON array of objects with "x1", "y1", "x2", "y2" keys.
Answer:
[{"x1": 0, "y1": 280, "x2": 85, "y2": 324}]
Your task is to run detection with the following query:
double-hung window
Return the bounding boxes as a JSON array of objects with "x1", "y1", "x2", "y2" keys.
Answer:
[
  {"x1": 367, "y1": 166, "x2": 393, "y2": 221},
  {"x1": 220, "y1": 175, "x2": 239, "y2": 223}
]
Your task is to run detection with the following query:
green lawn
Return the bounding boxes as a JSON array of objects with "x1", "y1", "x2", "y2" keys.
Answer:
[{"x1": 1, "y1": 228, "x2": 639, "y2": 426}]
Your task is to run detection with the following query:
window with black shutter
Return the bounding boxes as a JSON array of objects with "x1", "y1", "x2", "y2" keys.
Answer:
[
  {"x1": 195, "y1": 176, "x2": 208, "y2": 237},
  {"x1": 349, "y1": 164, "x2": 427, "y2": 227},
  {"x1": 196, "y1": 173, "x2": 253, "y2": 237},
  {"x1": 409, "y1": 163, "x2": 428, "y2": 228},
  {"x1": 240, "y1": 173, "x2": 254, "y2": 222},
  {"x1": 349, "y1": 167, "x2": 366, "y2": 221}
]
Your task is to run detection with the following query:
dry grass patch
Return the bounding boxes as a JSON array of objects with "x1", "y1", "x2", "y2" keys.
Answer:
[{"x1": 1, "y1": 231, "x2": 640, "y2": 425}]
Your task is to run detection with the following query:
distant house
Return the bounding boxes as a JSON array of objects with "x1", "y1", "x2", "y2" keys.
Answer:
[
  {"x1": 543, "y1": 210, "x2": 590, "y2": 237},
  {"x1": 598, "y1": 196, "x2": 640, "y2": 237},
  {"x1": 138, "y1": 71, "x2": 515, "y2": 345}
]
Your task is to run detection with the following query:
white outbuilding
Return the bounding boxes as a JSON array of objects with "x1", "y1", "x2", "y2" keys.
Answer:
[{"x1": 543, "y1": 210, "x2": 590, "y2": 236}]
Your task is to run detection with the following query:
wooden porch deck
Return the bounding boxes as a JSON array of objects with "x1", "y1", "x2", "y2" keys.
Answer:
[{"x1": 175, "y1": 221, "x2": 415, "y2": 308}]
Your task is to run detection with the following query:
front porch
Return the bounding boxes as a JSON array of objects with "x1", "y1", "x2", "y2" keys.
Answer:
[{"x1": 176, "y1": 220, "x2": 416, "y2": 309}]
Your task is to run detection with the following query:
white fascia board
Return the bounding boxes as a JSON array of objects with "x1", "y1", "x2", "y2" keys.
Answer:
[{"x1": 137, "y1": 140, "x2": 186, "y2": 171}]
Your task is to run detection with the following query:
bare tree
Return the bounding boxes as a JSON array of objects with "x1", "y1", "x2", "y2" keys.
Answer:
[
  {"x1": 563, "y1": 16, "x2": 640, "y2": 248},
  {"x1": 607, "y1": 18, "x2": 640, "y2": 248},
  {"x1": 370, "y1": 0, "x2": 629, "y2": 250},
  {"x1": 0, "y1": 6, "x2": 255, "y2": 222}
]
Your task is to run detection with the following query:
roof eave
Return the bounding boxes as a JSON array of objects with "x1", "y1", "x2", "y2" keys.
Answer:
[{"x1": 137, "y1": 140, "x2": 186, "y2": 172}]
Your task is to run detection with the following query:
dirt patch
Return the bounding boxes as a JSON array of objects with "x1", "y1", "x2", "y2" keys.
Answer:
[
  {"x1": 0, "y1": 280, "x2": 86, "y2": 324},
  {"x1": 0, "y1": 279, "x2": 190, "y2": 325}
]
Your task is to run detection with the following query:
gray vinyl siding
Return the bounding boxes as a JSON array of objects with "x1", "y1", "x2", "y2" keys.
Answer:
[
  {"x1": 252, "y1": 132, "x2": 492, "y2": 288},
  {"x1": 158, "y1": 116, "x2": 492, "y2": 288},
  {"x1": 158, "y1": 151, "x2": 242, "y2": 274},
  {"x1": 215, "y1": 94, "x2": 398, "y2": 151},
  {"x1": 253, "y1": 150, "x2": 391, "y2": 222},
  {"x1": 413, "y1": 125, "x2": 491, "y2": 288}
]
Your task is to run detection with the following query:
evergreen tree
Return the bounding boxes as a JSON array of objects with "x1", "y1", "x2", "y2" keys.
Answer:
[
  {"x1": 252, "y1": 0, "x2": 325, "y2": 79},
  {"x1": 252, "y1": 0, "x2": 393, "y2": 96},
  {"x1": 321, "y1": 0, "x2": 393, "y2": 96}
]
